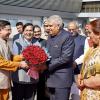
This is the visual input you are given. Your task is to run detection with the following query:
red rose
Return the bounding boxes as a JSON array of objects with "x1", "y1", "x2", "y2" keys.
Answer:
[{"x1": 22, "y1": 45, "x2": 48, "y2": 68}]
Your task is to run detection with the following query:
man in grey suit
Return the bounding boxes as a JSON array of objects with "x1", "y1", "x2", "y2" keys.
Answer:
[{"x1": 46, "y1": 15, "x2": 75, "y2": 100}]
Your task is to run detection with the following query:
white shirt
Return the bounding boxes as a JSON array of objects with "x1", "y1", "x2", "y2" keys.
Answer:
[{"x1": 0, "y1": 38, "x2": 11, "y2": 89}]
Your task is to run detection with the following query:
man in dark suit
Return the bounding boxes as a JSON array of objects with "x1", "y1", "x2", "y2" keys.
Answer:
[
  {"x1": 46, "y1": 15, "x2": 75, "y2": 100},
  {"x1": 13, "y1": 22, "x2": 23, "y2": 42},
  {"x1": 67, "y1": 21, "x2": 86, "y2": 100},
  {"x1": 32, "y1": 25, "x2": 48, "y2": 100}
]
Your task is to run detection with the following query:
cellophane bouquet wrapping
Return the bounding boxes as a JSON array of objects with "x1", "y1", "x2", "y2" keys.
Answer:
[{"x1": 22, "y1": 42, "x2": 50, "y2": 79}]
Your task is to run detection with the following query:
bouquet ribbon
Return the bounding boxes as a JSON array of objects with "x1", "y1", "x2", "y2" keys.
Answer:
[{"x1": 27, "y1": 63, "x2": 47, "y2": 79}]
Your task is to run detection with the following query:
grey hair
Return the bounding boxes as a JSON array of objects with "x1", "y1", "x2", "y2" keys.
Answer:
[
  {"x1": 48, "y1": 15, "x2": 63, "y2": 28},
  {"x1": 67, "y1": 21, "x2": 79, "y2": 29}
]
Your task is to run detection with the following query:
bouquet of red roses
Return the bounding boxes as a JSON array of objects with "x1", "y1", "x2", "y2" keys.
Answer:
[{"x1": 22, "y1": 45, "x2": 48, "y2": 79}]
